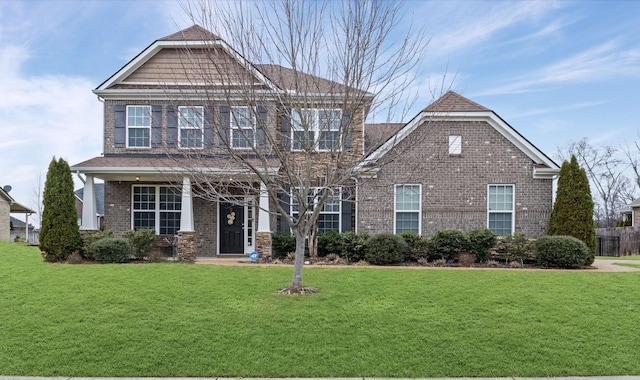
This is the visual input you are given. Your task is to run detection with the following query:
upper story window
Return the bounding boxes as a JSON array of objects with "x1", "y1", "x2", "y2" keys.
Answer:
[
  {"x1": 292, "y1": 109, "x2": 341, "y2": 151},
  {"x1": 231, "y1": 106, "x2": 255, "y2": 148},
  {"x1": 395, "y1": 184, "x2": 421, "y2": 234},
  {"x1": 127, "y1": 106, "x2": 151, "y2": 148},
  {"x1": 179, "y1": 106, "x2": 204, "y2": 148},
  {"x1": 449, "y1": 135, "x2": 462, "y2": 155},
  {"x1": 487, "y1": 184, "x2": 514, "y2": 236}
]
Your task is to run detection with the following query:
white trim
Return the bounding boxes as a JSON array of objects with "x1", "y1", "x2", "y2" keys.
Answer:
[
  {"x1": 131, "y1": 184, "x2": 182, "y2": 235},
  {"x1": 449, "y1": 135, "x2": 462, "y2": 155},
  {"x1": 290, "y1": 187, "x2": 342, "y2": 233},
  {"x1": 126, "y1": 105, "x2": 152, "y2": 149},
  {"x1": 230, "y1": 106, "x2": 256, "y2": 149},
  {"x1": 394, "y1": 184, "x2": 422, "y2": 235},
  {"x1": 290, "y1": 108, "x2": 342, "y2": 152},
  {"x1": 487, "y1": 184, "x2": 515, "y2": 236},
  {"x1": 95, "y1": 39, "x2": 281, "y2": 93},
  {"x1": 359, "y1": 110, "x2": 560, "y2": 177},
  {"x1": 216, "y1": 196, "x2": 255, "y2": 255}
]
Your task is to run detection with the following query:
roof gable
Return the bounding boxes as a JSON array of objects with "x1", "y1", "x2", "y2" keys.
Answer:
[
  {"x1": 360, "y1": 91, "x2": 560, "y2": 178},
  {"x1": 159, "y1": 25, "x2": 221, "y2": 41}
]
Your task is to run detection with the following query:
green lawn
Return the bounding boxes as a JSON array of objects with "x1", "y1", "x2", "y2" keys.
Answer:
[
  {"x1": 2, "y1": 242, "x2": 640, "y2": 377},
  {"x1": 596, "y1": 255, "x2": 640, "y2": 260}
]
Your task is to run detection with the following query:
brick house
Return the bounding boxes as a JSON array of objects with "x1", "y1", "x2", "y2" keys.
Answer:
[{"x1": 71, "y1": 25, "x2": 559, "y2": 259}]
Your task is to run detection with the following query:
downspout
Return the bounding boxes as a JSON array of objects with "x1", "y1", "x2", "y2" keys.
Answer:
[{"x1": 350, "y1": 176, "x2": 359, "y2": 234}]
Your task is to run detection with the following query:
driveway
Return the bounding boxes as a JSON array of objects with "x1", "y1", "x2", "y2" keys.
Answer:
[{"x1": 592, "y1": 259, "x2": 640, "y2": 272}]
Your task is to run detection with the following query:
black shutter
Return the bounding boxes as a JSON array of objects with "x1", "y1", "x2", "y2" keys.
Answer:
[
  {"x1": 204, "y1": 105, "x2": 214, "y2": 148},
  {"x1": 342, "y1": 110, "x2": 353, "y2": 151},
  {"x1": 219, "y1": 106, "x2": 230, "y2": 148},
  {"x1": 151, "y1": 105, "x2": 162, "y2": 147},
  {"x1": 341, "y1": 189, "x2": 352, "y2": 232},
  {"x1": 114, "y1": 105, "x2": 126, "y2": 147},
  {"x1": 278, "y1": 188, "x2": 291, "y2": 232},
  {"x1": 281, "y1": 109, "x2": 291, "y2": 150},
  {"x1": 256, "y1": 105, "x2": 267, "y2": 146},
  {"x1": 166, "y1": 106, "x2": 178, "y2": 147}
]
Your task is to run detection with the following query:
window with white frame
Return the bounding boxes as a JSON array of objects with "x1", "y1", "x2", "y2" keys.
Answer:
[
  {"x1": 179, "y1": 106, "x2": 204, "y2": 148},
  {"x1": 449, "y1": 135, "x2": 462, "y2": 155},
  {"x1": 127, "y1": 106, "x2": 151, "y2": 148},
  {"x1": 132, "y1": 185, "x2": 182, "y2": 235},
  {"x1": 231, "y1": 106, "x2": 255, "y2": 148},
  {"x1": 290, "y1": 187, "x2": 341, "y2": 233},
  {"x1": 487, "y1": 184, "x2": 514, "y2": 236},
  {"x1": 395, "y1": 184, "x2": 421, "y2": 234},
  {"x1": 292, "y1": 109, "x2": 341, "y2": 151}
]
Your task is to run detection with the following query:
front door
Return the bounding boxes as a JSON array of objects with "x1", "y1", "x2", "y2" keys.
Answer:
[{"x1": 219, "y1": 202, "x2": 245, "y2": 254}]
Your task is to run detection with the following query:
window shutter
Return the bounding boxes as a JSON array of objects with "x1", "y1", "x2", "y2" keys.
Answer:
[
  {"x1": 114, "y1": 105, "x2": 126, "y2": 147},
  {"x1": 166, "y1": 106, "x2": 178, "y2": 147},
  {"x1": 281, "y1": 109, "x2": 291, "y2": 150},
  {"x1": 278, "y1": 189, "x2": 291, "y2": 232},
  {"x1": 204, "y1": 105, "x2": 214, "y2": 148},
  {"x1": 341, "y1": 189, "x2": 353, "y2": 232},
  {"x1": 219, "y1": 106, "x2": 230, "y2": 148},
  {"x1": 151, "y1": 105, "x2": 162, "y2": 148},
  {"x1": 342, "y1": 110, "x2": 353, "y2": 150},
  {"x1": 256, "y1": 105, "x2": 267, "y2": 146}
]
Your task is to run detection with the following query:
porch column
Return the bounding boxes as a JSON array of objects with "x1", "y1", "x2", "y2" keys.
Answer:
[
  {"x1": 179, "y1": 176, "x2": 194, "y2": 232},
  {"x1": 81, "y1": 175, "x2": 98, "y2": 230},
  {"x1": 256, "y1": 181, "x2": 272, "y2": 258},
  {"x1": 178, "y1": 176, "x2": 196, "y2": 263}
]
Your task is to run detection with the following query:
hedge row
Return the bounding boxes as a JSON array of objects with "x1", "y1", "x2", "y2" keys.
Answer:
[{"x1": 79, "y1": 229, "x2": 158, "y2": 263}]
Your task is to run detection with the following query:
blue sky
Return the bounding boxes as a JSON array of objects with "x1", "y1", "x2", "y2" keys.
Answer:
[{"x1": 1, "y1": 0, "x2": 639, "y2": 220}]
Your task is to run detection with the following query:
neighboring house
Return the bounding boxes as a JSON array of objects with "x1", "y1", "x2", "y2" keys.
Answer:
[
  {"x1": 620, "y1": 199, "x2": 640, "y2": 226},
  {"x1": 0, "y1": 186, "x2": 35, "y2": 242},
  {"x1": 75, "y1": 183, "x2": 105, "y2": 230},
  {"x1": 71, "y1": 25, "x2": 559, "y2": 259},
  {"x1": 9, "y1": 216, "x2": 37, "y2": 242}
]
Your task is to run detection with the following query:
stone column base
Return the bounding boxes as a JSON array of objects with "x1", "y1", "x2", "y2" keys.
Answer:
[
  {"x1": 256, "y1": 231, "x2": 272, "y2": 258},
  {"x1": 177, "y1": 231, "x2": 197, "y2": 263}
]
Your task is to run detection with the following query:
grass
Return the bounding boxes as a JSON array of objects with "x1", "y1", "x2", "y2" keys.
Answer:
[{"x1": 2, "y1": 242, "x2": 640, "y2": 377}]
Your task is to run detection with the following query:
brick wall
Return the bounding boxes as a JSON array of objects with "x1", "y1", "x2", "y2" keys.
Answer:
[{"x1": 358, "y1": 120, "x2": 553, "y2": 238}]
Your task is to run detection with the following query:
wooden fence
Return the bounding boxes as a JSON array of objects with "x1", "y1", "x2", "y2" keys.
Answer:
[{"x1": 595, "y1": 227, "x2": 640, "y2": 256}]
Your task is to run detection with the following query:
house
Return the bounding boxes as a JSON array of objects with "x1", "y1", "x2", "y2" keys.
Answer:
[
  {"x1": 75, "y1": 183, "x2": 105, "y2": 230},
  {"x1": 356, "y1": 91, "x2": 560, "y2": 238},
  {"x1": 0, "y1": 186, "x2": 35, "y2": 242},
  {"x1": 9, "y1": 216, "x2": 36, "y2": 242},
  {"x1": 71, "y1": 25, "x2": 559, "y2": 260}
]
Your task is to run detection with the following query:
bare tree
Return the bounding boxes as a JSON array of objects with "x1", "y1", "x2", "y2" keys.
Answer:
[
  {"x1": 557, "y1": 138, "x2": 634, "y2": 227},
  {"x1": 29, "y1": 171, "x2": 44, "y2": 227},
  {"x1": 164, "y1": 0, "x2": 427, "y2": 292}
]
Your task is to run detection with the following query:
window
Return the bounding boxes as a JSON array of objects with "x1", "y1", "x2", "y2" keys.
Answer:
[
  {"x1": 231, "y1": 106, "x2": 255, "y2": 148},
  {"x1": 292, "y1": 109, "x2": 341, "y2": 151},
  {"x1": 290, "y1": 187, "x2": 341, "y2": 233},
  {"x1": 488, "y1": 185, "x2": 514, "y2": 236},
  {"x1": 132, "y1": 185, "x2": 182, "y2": 235},
  {"x1": 179, "y1": 106, "x2": 204, "y2": 148},
  {"x1": 449, "y1": 135, "x2": 461, "y2": 155},
  {"x1": 395, "y1": 184, "x2": 421, "y2": 234},
  {"x1": 127, "y1": 106, "x2": 151, "y2": 148}
]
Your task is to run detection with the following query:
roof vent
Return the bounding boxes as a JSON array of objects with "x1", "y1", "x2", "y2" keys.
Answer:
[{"x1": 3, "y1": 185, "x2": 11, "y2": 193}]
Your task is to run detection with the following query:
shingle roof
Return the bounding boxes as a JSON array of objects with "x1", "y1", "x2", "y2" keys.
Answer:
[
  {"x1": 159, "y1": 25, "x2": 221, "y2": 41},
  {"x1": 72, "y1": 155, "x2": 280, "y2": 173},
  {"x1": 423, "y1": 91, "x2": 491, "y2": 112},
  {"x1": 255, "y1": 64, "x2": 370, "y2": 95},
  {"x1": 364, "y1": 123, "x2": 405, "y2": 153}
]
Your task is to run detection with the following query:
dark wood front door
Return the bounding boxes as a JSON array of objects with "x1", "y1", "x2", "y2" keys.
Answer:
[{"x1": 219, "y1": 202, "x2": 244, "y2": 254}]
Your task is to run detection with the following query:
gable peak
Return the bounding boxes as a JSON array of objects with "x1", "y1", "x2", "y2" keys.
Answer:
[
  {"x1": 159, "y1": 25, "x2": 221, "y2": 42},
  {"x1": 423, "y1": 91, "x2": 491, "y2": 112}
]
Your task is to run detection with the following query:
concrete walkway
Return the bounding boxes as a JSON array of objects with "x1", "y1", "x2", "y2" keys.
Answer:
[{"x1": 196, "y1": 257, "x2": 640, "y2": 272}]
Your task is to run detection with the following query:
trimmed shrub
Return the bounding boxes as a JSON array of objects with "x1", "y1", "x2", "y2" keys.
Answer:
[
  {"x1": 339, "y1": 231, "x2": 369, "y2": 263},
  {"x1": 80, "y1": 230, "x2": 114, "y2": 260},
  {"x1": 428, "y1": 230, "x2": 469, "y2": 261},
  {"x1": 466, "y1": 228, "x2": 497, "y2": 262},
  {"x1": 364, "y1": 233, "x2": 407, "y2": 265},
  {"x1": 399, "y1": 232, "x2": 429, "y2": 262},
  {"x1": 124, "y1": 229, "x2": 157, "y2": 259},
  {"x1": 317, "y1": 231, "x2": 342, "y2": 257},
  {"x1": 91, "y1": 238, "x2": 132, "y2": 263},
  {"x1": 272, "y1": 231, "x2": 296, "y2": 260},
  {"x1": 536, "y1": 235, "x2": 588, "y2": 269},
  {"x1": 502, "y1": 232, "x2": 536, "y2": 263},
  {"x1": 457, "y1": 252, "x2": 476, "y2": 267}
]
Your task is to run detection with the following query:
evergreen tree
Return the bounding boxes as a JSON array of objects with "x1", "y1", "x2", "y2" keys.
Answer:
[
  {"x1": 547, "y1": 155, "x2": 596, "y2": 265},
  {"x1": 39, "y1": 157, "x2": 82, "y2": 262}
]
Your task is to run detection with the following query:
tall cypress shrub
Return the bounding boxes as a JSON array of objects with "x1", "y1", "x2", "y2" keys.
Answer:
[
  {"x1": 39, "y1": 157, "x2": 82, "y2": 262},
  {"x1": 547, "y1": 155, "x2": 596, "y2": 265}
]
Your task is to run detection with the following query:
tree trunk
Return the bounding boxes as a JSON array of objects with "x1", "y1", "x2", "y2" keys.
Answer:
[{"x1": 290, "y1": 232, "x2": 306, "y2": 289}]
